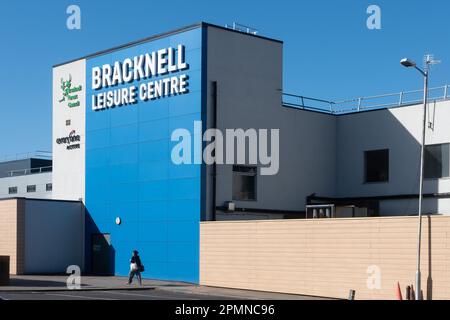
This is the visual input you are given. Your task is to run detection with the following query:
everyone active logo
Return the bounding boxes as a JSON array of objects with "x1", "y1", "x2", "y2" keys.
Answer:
[
  {"x1": 59, "y1": 74, "x2": 83, "y2": 108},
  {"x1": 56, "y1": 130, "x2": 81, "y2": 150}
]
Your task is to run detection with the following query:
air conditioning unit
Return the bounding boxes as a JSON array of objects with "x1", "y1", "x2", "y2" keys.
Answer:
[
  {"x1": 305, "y1": 204, "x2": 335, "y2": 219},
  {"x1": 224, "y1": 201, "x2": 236, "y2": 212},
  {"x1": 306, "y1": 204, "x2": 369, "y2": 219}
]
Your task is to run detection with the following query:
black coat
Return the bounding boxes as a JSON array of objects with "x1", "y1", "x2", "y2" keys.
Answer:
[{"x1": 131, "y1": 255, "x2": 142, "y2": 267}]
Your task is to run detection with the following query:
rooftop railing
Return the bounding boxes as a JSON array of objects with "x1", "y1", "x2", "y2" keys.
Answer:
[
  {"x1": 225, "y1": 22, "x2": 258, "y2": 35},
  {"x1": 5, "y1": 166, "x2": 53, "y2": 177},
  {"x1": 283, "y1": 85, "x2": 450, "y2": 115},
  {"x1": 0, "y1": 150, "x2": 52, "y2": 162}
]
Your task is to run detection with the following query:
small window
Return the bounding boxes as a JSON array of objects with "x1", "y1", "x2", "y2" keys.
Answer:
[
  {"x1": 232, "y1": 165, "x2": 257, "y2": 201},
  {"x1": 66, "y1": 119, "x2": 71, "y2": 126},
  {"x1": 424, "y1": 143, "x2": 450, "y2": 179},
  {"x1": 8, "y1": 187, "x2": 17, "y2": 195},
  {"x1": 46, "y1": 183, "x2": 53, "y2": 192},
  {"x1": 364, "y1": 149, "x2": 389, "y2": 183},
  {"x1": 27, "y1": 185, "x2": 36, "y2": 193}
]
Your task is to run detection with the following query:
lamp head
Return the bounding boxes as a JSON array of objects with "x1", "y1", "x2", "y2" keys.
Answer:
[{"x1": 400, "y1": 58, "x2": 417, "y2": 68}]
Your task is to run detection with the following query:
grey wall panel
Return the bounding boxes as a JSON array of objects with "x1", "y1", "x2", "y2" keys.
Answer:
[
  {"x1": 205, "y1": 26, "x2": 337, "y2": 219},
  {"x1": 24, "y1": 199, "x2": 84, "y2": 274}
]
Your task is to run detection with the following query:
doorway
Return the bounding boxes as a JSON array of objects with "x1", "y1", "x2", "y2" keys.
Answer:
[{"x1": 91, "y1": 233, "x2": 113, "y2": 275}]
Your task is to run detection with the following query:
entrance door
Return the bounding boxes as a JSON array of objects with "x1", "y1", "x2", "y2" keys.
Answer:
[{"x1": 91, "y1": 233, "x2": 113, "y2": 275}]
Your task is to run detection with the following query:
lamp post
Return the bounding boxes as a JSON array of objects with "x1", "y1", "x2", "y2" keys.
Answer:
[{"x1": 400, "y1": 55, "x2": 439, "y2": 300}]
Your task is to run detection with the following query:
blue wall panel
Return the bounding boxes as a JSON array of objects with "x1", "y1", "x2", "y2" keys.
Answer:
[{"x1": 85, "y1": 27, "x2": 203, "y2": 283}]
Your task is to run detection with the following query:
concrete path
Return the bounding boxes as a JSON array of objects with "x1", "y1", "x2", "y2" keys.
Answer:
[{"x1": 0, "y1": 275, "x2": 331, "y2": 300}]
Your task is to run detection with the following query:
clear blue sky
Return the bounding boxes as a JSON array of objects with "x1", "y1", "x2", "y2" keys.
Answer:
[{"x1": 1, "y1": 0, "x2": 449, "y2": 156}]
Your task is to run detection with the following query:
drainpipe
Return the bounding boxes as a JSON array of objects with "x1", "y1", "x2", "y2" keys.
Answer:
[{"x1": 211, "y1": 81, "x2": 218, "y2": 221}]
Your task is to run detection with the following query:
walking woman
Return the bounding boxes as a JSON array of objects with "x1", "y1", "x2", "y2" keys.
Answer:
[{"x1": 127, "y1": 250, "x2": 144, "y2": 285}]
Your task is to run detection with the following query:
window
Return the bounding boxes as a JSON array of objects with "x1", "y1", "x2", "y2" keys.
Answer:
[
  {"x1": 66, "y1": 119, "x2": 71, "y2": 126},
  {"x1": 27, "y1": 185, "x2": 36, "y2": 193},
  {"x1": 8, "y1": 187, "x2": 17, "y2": 194},
  {"x1": 424, "y1": 143, "x2": 450, "y2": 179},
  {"x1": 46, "y1": 183, "x2": 53, "y2": 192},
  {"x1": 364, "y1": 149, "x2": 389, "y2": 183},
  {"x1": 232, "y1": 165, "x2": 257, "y2": 201}
]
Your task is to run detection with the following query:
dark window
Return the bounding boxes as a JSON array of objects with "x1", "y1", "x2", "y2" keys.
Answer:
[
  {"x1": 424, "y1": 143, "x2": 450, "y2": 179},
  {"x1": 66, "y1": 119, "x2": 71, "y2": 126},
  {"x1": 232, "y1": 165, "x2": 257, "y2": 201},
  {"x1": 364, "y1": 149, "x2": 389, "y2": 183},
  {"x1": 27, "y1": 185, "x2": 36, "y2": 193},
  {"x1": 8, "y1": 187, "x2": 17, "y2": 194},
  {"x1": 46, "y1": 183, "x2": 53, "y2": 192}
]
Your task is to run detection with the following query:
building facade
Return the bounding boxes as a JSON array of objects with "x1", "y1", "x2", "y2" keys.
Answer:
[
  {"x1": 0, "y1": 157, "x2": 53, "y2": 200},
  {"x1": 0, "y1": 198, "x2": 83, "y2": 275},
  {"x1": 51, "y1": 22, "x2": 450, "y2": 283}
]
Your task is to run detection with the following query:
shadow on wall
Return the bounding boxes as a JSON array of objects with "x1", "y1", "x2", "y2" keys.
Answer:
[
  {"x1": 84, "y1": 208, "x2": 115, "y2": 276},
  {"x1": 334, "y1": 107, "x2": 442, "y2": 299}
]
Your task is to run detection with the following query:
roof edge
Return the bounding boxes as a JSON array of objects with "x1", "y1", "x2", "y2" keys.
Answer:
[
  {"x1": 53, "y1": 21, "x2": 283, "y2": 68},
  {"x1": 53, "y1": 22, "x2": 203, "y2": 68},
  {"x1": 202, "y1": 22, "x2": 283, "y2": 44},
  {"x1": 0, "y1": 197, "x2": 81, "y2": 203}
]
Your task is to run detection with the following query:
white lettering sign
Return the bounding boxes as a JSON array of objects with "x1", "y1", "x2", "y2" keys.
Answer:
[{"x1": 91, "y1": 44, "x2": 190, "y2": 111}]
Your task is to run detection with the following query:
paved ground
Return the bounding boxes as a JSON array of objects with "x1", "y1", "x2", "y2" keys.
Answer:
[
  {"x1": 0, "y1": 275, "x2": 330, "y2": 300},
  {"x1": 0, "y1": 289, "x2": 234, "y2": 300}
]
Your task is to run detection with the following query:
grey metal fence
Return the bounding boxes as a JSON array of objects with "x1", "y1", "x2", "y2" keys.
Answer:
[{"x1": 283, "y1": 85, "x2": 450, "y2": 114}]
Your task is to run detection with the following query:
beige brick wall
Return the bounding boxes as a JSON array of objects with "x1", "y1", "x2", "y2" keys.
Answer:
[
  {"x1": 200, "y1": 216, "x2": 450, "y2": 300},
  {"x1": 0, "y1": 199, "x2": 23, "y2": 275}
]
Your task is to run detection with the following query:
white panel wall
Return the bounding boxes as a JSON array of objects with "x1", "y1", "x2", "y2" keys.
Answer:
[
  {"x1": 24, "y1": 199, "x2": 84, "y2": 274},
  {"x1": 336, "y1": 100, "x2": 450, "y2": 215},
  {"x1": 52, "y1": 60, "x2": 86, "y2": 201},
  {"x1": 0, "y1": 173, "x2": 52, "y2": 199}
]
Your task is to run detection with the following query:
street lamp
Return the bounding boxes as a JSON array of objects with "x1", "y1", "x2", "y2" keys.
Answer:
[
  {"x1": 400, "y1": 54, "x2": 439, "y2": 300},
  {"x1": 400, "y1": 58, "x2": 419, "y2": 69}
]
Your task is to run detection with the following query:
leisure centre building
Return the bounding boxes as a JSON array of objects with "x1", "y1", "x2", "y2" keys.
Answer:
[{"x1": 2, "y1": 22, "x2": 450, "y2": 288}]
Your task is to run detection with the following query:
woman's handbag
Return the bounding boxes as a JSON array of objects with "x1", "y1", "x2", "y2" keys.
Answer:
[{"x1": 139, "y1": 265, "x2": 145, "y2": 272}]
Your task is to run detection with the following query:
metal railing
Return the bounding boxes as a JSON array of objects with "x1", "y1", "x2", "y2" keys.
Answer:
[
  {"x1": 0, "y1": 150, "x2": 52, "y2": 162},
  {"x1": 6, "y1": 166, "x2": 53, "y2": 177},
  {"x1": 283, "y1": 85, "x2": 450, "y2": 115},
  {"x1": 225, "y1": 22, "x2": 258, "y2": 35},
  {"x1": 283, "y1": 93, "x2": 336, "y2": 113}
]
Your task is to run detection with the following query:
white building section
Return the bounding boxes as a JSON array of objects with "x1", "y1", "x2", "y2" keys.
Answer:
[
  {"x1": 0, "y1": 172, "x2": 52, "y2": 199},
  {"x1": 52, "y1": 59, "x2": 86, "y2": 201},
  {"x1": 0, "y1": 155, "x2": 53, "y2": 200},
  {"x1": 335, "y1": 99, "x2": 450, "y2": 215}
]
